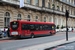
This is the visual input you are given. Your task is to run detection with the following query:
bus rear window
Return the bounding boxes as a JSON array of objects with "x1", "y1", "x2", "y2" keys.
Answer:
[{"x1": 11, "y1": 22, "x2": 19, "y2": 30}]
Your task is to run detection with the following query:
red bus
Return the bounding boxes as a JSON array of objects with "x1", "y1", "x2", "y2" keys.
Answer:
[{"x1": 10, "y1": 21, "x2": 56, "y2": 38}]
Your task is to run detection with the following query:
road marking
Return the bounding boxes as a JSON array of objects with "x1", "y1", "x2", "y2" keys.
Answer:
[{"x1": 53, "y1": 46, "x2": 65, "y2": 50}]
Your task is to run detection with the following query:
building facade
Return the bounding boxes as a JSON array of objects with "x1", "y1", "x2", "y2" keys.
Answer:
[{"x1": 0, "y1": 0, "x2": 75, "y2": 29}]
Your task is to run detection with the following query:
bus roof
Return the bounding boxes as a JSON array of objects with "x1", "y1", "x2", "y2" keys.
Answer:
[{"x1": 10, "y1": 21, "x2": 55, "y2": 25}]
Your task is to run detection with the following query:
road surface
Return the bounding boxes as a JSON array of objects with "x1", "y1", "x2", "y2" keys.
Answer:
[{"x1": 0, "y1": 32, "x2": 75, "y2": 50}]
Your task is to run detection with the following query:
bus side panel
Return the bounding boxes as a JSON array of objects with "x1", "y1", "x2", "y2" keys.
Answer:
[
  {"x1": 21, "y1": 30, "x2": 31, "y2": 36},
  {"x1": 50, "y1": 30, "x2": 55, "y2": 33},
  {"x1": 30, "y1": 30, "x2": 50, "y2": 35}
]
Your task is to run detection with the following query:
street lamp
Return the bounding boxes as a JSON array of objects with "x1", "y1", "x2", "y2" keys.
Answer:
[{"x1": 65, "y1": 10, "x2": 69, "y2": 41}]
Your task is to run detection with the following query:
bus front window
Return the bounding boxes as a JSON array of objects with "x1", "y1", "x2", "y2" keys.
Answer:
[
  {"x1": 11, "y1": 22, "x2": 19, "y2": 30},
  {"x1": 52, "y1": 25, "x2": 55, "y2": 30}
]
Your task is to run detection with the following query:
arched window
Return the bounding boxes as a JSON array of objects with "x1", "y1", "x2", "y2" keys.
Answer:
[
  {"x1": 44, "y1": 17, "x2": 47, "y2": 22},
  {"x1": 55, "y1": 18, "x2": 57, "y2": 25},
  {"x1": 17, "y1": 14, "x2": 22, "y2": 20},
  {"x1": 74, "y1": 20, "x2": 75, "y2": 27},
  {"x1": 27, "y1": 15, "x2": 31, "y2": 21},
  {"x1": 35, "y1": 16, "x2": 39, "y2": 22},
  {"x1": 4, "y1": 12, "x2": 10, "y2": 27},
  {"x1": 59, "y1": 18, "x2": 61, "y2": 26},
  {"x1": 49, "y1": 17, "x2": 52, "y2": 23},
  {"x1": 63, "y1": 20, "x2": 65, "y2": 26}
]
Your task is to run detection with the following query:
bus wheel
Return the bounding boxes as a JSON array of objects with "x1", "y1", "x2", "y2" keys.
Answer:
[
  {"x1": 49, "y1": 32, "x2": 52, "y2": 36},
  {"x1": 31, "y1": 33, "x2": 34, "y2": 38}
]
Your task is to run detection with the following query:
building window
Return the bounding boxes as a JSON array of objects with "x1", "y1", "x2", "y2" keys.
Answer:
[
  {"x1": 73, "y1": 9, "x2": 74, "y2": 15},
  {"x1": 57, "y1": 7, "x2": 59, "y2": 11},
  {"x1": 48, "y1": 3, "x2": 50, "y2": 8},
  {"x1": 59, "y1": 18, "x2": 61, "y2": 26},
  {"x1": 52, "y1": 0, "x2": 54, "y2": 3},
  {"x1": 57, "y1": 1, "x2": 59, "y2": 11},
  {"x1": 65, "y1": 6, "x2": 66, "y2": 12},
  {"x1": 4, "y1": 12, "x2": 10, "y2": 27},
  {"x1": 67, "y1": 6, "x2": 69, "y2": 13},
  {"x1": 69, "y1": 0, "x2": 70, "y2": 2},
  {"x1": 63, "y1": 20, "x2": 64, "y2": 26},
  {"x1": 55, "y1": 18, "x2": 57, "y2": 25},
  {"x1": 17, "y1": 0, "x2": 20, "y2": 1},
  {"x1": 27, "y1": 0, "x2": 31, "y2": 4},
  {"x1": 65, "y1": 0, "x2": 67, "y2": 2},
  {"x1": 49, "y1": 17, "x2": 52, "y2": 23},
  {"x1": 74, "y1": 20, "x2": 75, "y2": 27},
  {"x1": 17, "y1": 14, "x2": 22, "y2": 20},
  {"x1": 42, "y1": 0, "x2": 45, "y2": 7},
  {"x1": 71, "y1": 9, "x2": 72, "y2": 15},
  {"x1": 35, "y1": 16, "x2": 39, "y2": 22},
  {"x1": 52, "y1": 5, "x2": 55, "y2": 10},
  {"x1": 61, "y1": 4, "x2": 63, "y2": 12},
  {"x1": 35, "y1": 0, "x2": 39, "y2": 6},
  {"x1": 27, "y1": 15, "x2": 31, "y2": 21},
  {"x1": 74, "y1": 0, "x2": 75, "y2": 5},
  {"x1": 71, "y1": 0, "x2": 73, "y2": 4},
  {"x1": 74, "y1": 10, "x2": 75, "y2": 15},
  {"x1": 57, "y1": 1, "x2": 58, "y2": 5},
  {"x1": 44, "y1": 17, "x2": 47, "y2": 22}
]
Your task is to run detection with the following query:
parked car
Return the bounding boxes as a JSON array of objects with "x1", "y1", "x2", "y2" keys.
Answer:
[
  {"x1": 68, "y1": 27, "x2": 72, "y2": 32},
  {"x1": 56, "y1": 29, "x2": 60, "y2": 32},
  {"x1": 60, "y1": 28, "x2": 66, "y2": 32}
]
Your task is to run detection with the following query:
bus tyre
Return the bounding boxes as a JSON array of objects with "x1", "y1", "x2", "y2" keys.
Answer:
[
  {"x1": 31, "y1": 33, "x2": 34, "y2": 38},
  {"x1": 50, "y1": 32, "x2": 52, "y2": 36}
]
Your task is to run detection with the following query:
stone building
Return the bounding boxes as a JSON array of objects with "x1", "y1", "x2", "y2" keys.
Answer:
[{"x1": 0, "y1": 0, "x2": 75, "y2": 29}]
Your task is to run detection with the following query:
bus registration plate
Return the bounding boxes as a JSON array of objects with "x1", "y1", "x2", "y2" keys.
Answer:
[{"x1": 11, "y1": 32, "x2": 18, "y2": 35}]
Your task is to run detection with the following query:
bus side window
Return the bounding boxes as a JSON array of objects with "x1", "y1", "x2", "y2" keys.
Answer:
[
  {"x1": 49, "y1": 25, "x2": 52, "y2": 30},
  {"x1": 21, "y1": 23, "x2": 25, "y2": 30},
  {"x1": 21, "y1": 23, "x2": 28, "y2": 30},
  {"x1": 35, "y1": 24, "x2": 39, "y2": 31},
  {"x1": 44, "y1": 25, "x2": 49, "y2": 30},
  {"x1": 42, "y1": 25, "x2": 45, "y2": 30},
  {"x1": 30, "y1": 24, "x2": 35, "y2": 31},
  {"x1": 39, "y1": 24, "x2": 43, "y2": 31}
]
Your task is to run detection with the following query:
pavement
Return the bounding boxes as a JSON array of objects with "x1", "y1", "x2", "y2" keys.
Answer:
[
  {"x1": 0, "y1": 37, "x2": 10, "y2": 40},
  {"x1": 50, "y1": 41, "x2": 75, "y2": 50},
  {"x1": 17, "y1": 36, "x2": 75, "y2": 50}
]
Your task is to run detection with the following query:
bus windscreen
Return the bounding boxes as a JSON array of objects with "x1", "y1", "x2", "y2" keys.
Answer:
[
  {"x1": 11, "y1": 22, "x2": 19, "y2": 30},
  {"x1": 52, "y1": 25, "x2": 55, "y2": 30}
]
